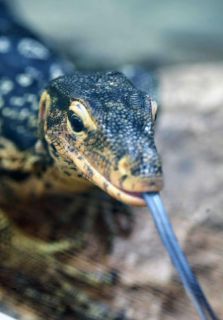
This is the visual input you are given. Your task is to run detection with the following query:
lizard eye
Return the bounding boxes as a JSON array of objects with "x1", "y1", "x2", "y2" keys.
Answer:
[
  {"x1": 67, "y1": 110, "x2": 85, "y2": 133},
  {"x1": 67, "y1": 100, "x2": 97, "y2": 134}
]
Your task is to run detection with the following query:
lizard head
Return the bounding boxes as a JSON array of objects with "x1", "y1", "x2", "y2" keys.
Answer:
[{"x1": 39, "y1": 71, "x2": 163, "y2": 206}]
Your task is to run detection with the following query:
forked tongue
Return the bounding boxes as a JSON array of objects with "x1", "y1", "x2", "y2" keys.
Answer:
[{"x1": 143, "y1": 192, "x2": 219, "y2": 320}]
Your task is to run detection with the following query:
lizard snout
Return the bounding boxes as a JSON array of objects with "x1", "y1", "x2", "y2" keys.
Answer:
[{"x1": 113, "y1": 153, "x2": 163, "y2": 193}]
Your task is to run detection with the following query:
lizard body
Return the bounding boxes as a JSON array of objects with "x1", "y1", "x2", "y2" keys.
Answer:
[{"x1": 0, "y1": 1, "x2": 163, "y2": 319}]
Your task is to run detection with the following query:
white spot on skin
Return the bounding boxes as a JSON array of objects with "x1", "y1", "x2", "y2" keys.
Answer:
[
  {"x1": 19, "y1": 108, "x2": 30, "y2": 120},
  {"x1": 0, "y1": 36, "x2": 11, "y2": 53},
  {"x1": 0, "y1": 79, "x2": 14, "y2": 95},
  {"x1": 18, "y1": 38, "x2": 50, "y2": 60},
  {"x1": 2, "y1": 107, "x2": 12, "y2": 117},
  {"x1": 26, "y1": 94, "x2": 35, "y2": 102},
  {"x1": 10, "y1": 96, "x2": 24, "y2": 107},
  {"x1": 24, "y1": 94, "x2": 39, "y2": 110},
  {"x1": 5, "y1": 110, "x2": 18, "y2": 120},
  {"x1": 26, "y1": 66, "x2": 42, "y2": 78},
  {"x1": 28, "y1": 115, "x2": 37, "y2": 128},
  {"x1": 50, "y1": 64, "x2": 64, "y2": 79},
  {"x1": 16, "y1": 73, "x2": 33, "y2": 87}
]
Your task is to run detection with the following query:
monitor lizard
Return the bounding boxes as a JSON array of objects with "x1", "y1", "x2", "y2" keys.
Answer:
[{"x1": 0, "y1": 1, "x2": 163, "y2": 319}]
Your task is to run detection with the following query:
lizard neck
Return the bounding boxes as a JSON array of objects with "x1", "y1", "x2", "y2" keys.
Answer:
[{"x1": 36, "y1": 139, "x2": 93, "y2": 194}]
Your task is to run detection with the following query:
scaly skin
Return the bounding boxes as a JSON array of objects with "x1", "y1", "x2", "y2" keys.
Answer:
[
  {"x1": 0, "y1": 1, "x2": 163, "y2": 319},
  {"x1": 38, "y1": 72, "x2": 163, "y2": 205}
]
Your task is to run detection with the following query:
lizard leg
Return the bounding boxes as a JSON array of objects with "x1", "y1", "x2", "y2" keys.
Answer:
[
  {"x1": 0, "y1": 266, "x2": 126, "y2": 320},
  {"x1": 55, "y1": 281, "x2": 127, "y2": 320},
  {"x1": 0, "y1": 209, "x2": 117, "y2": 287},
  {"x1": 0, "y1": 210, "x2": 127, "y2": 320}
]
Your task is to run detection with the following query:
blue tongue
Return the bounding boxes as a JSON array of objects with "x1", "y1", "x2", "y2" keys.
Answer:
[{"x1": 143, "y1": 192, "x2": 219, "y2": 320}]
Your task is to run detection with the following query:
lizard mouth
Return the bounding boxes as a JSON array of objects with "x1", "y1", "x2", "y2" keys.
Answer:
[
  {"x1": 67, "y1": 147, "x2": 163, "y2": 206},
  {"x1": 92, "y1": 174, "x2": 163, "y2": 206},
  {"x1": 106, "y1": 179, "x2": 163, "y2": 206}
]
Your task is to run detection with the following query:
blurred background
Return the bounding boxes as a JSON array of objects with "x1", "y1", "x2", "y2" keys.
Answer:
[{"x1": 15, "y1": 0, "x2": 223, "y2": 68}]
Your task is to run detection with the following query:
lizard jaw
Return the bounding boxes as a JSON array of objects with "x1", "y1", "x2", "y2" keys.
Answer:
[{"x1": 67, "y1": 147, "x2": 163, "y2": 207}]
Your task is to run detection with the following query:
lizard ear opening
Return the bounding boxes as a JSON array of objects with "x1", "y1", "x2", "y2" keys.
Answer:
[
  {"x1": 38, "y1": 91, "x2": 51, "y2": 138},
  {"x1": 39, "y1": 91, "x2": 51, "y2": 122}
]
